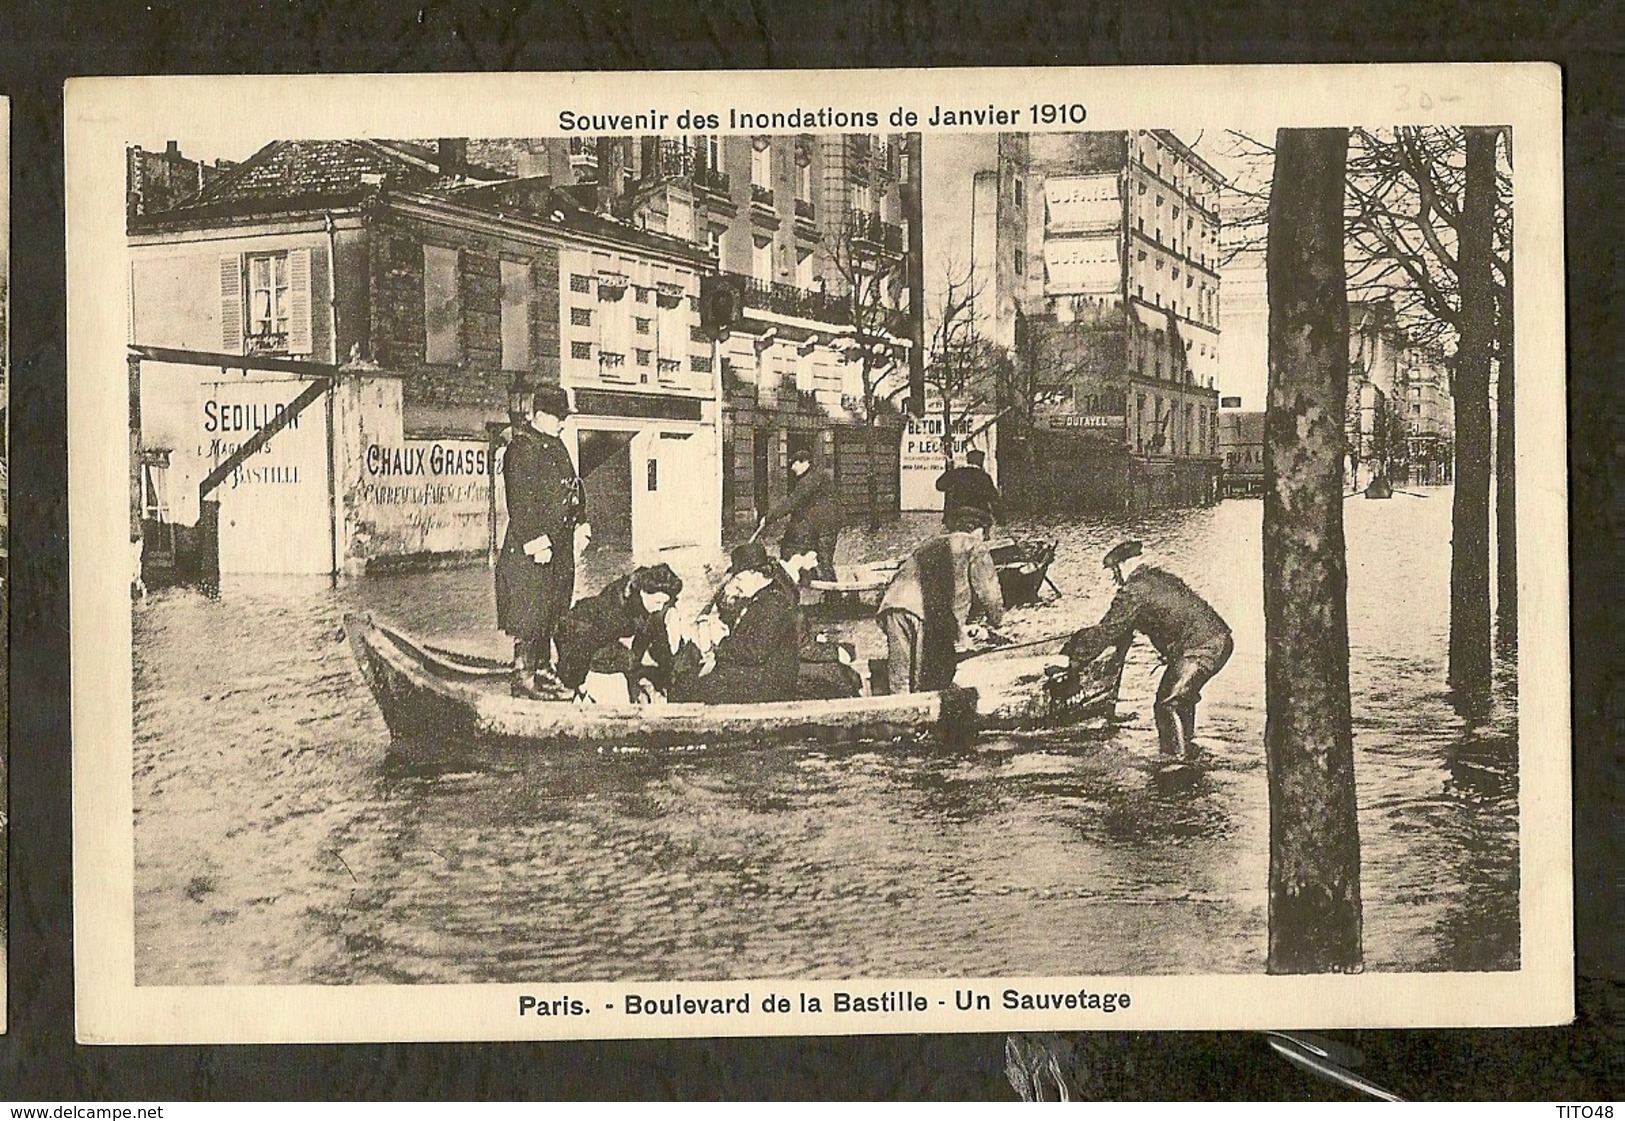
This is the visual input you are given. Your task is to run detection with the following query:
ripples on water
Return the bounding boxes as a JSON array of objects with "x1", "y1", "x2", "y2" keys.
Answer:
[{"x1": 132, "y1": 489, "x2": 1518, "y2": 985}]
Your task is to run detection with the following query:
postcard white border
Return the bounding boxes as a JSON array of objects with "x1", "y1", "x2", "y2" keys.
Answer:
[{"x1": 68, "y1": 64, "x2": 1571, "y2": 1043}]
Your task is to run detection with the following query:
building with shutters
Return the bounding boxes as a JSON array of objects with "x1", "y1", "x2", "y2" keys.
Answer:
[
  {"x1": 965, "y1": 131, "x2": 1223, "y2": 512},
  {"x1": 469, "y1": 134, "x2": 923, "y2": 533},
  {"x1": 126, "y1": 138, "x2": 721, "y2": 576}
]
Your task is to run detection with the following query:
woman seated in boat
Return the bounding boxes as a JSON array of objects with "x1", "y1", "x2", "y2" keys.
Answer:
[
  {"x1": 669, "y1": 542, "x2": 801, "y2": 705},
  {"x1": 554, "y1": 563, "x2": 684, "y2": 703}
]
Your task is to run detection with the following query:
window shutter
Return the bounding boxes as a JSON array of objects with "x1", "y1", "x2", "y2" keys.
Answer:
[
  {"x1": 219, "y1": 254, "x2": 243, "y2": 353},
  {"x1": 286, "y1": 247, "x2": 314, "y2": 356}
]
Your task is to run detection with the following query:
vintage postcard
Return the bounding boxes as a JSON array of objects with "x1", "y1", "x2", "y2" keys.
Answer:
[
  {"x1": 68, "y1": 65, "x2": 1569, "y2": 1044},
  {"x1": 0, "y1": 96, "x2": 8, "y2": 1037}
]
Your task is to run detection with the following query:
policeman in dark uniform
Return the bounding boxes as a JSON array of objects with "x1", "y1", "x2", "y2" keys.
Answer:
[
  {"x1": 1063, "y1": 540, "x2": 1233, "y2": 759},
  {"x1": 496, "y1": 385, "x2": 588, "y2": 698}
]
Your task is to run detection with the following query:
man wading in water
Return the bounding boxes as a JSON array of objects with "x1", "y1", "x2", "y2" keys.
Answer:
[{"x1": 1063, "y1": 540, "x2": 1233, "y2": 760}]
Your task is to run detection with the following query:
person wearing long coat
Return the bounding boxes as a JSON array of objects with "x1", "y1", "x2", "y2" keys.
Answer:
[
  {"x1": 671, "y1": 543, "x2": 802, "y2": 705},
  {"x1": 760, "y1": 449, "x2": 843, "y2": 582},
  {"x1": 554, "y1": 564, "x2": 683, "y2": 702},
  {"x1": 496, "y1": 387, "x2": 587, "y2": 697}
]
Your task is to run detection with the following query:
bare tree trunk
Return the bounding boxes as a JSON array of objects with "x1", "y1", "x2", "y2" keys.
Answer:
[
  {"x1": 1450, "y1": 128, "x2": 1497, "y2": 697},
  {"x1": 1263, "y1": 127, "x2": 1363, "y2": 974},
  {"x1": 1495, "y1": 269, "x2": 1516, "y2": 651},
  {"x1": 863, "y1": 380, "x2": 882, "y2": 532}
]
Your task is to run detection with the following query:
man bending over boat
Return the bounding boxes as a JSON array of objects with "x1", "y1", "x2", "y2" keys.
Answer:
[
  {"x1": 555, "y1": 563, "x2": 684, "y2": 703},
  {"x1": 1062, "y1": 540, "x2": 1233, "y2": 761},
  {"x1": 876, "y1": 511, "x2": 1005, "y2": 693},
  {"x1": 669, "y1": 543, "x2": 801, "y2": 705}
]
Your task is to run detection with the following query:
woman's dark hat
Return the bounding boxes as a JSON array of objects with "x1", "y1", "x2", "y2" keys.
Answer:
[
  {"x1": 532, "y1": 385, "x2": 572, "y2": 418},
  {"x1": 728, "y1": 541, "x2": 775, "y2": 575},
  {"x1": 1103, "y1": 540, "x2": 1143, "y2": 568}
]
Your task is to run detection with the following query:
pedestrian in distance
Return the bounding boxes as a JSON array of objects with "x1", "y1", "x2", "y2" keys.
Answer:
[
  {"x1": 875, "y1": 510, "x2": 1005, "y2": 694},
  {"x1": 935, "y1": 447, "x2": 1001, "y2": 531},
  {"x1": 1062, "y1": 540, "x2": 1233, "y2": 760},
  {"x1": 495, "y1": 385, "x2": 589, "y2": 699},
  {"x1": 554, "y1": 563, "x2": 684, "y2": 704},
  {"x1": 758, "y1": 448, "x2": 842, "y2": 583}
]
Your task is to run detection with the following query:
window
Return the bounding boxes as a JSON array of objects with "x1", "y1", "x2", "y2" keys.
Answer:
[
  {"x1": 570, "y1": 340, "x2": 593, "y2": 360},
  {"x1": 569, "y1": 273, "x2": 591, "y2": 293},
  {"x1": 500, "y1": 259, "x2": 531, "y2": 372},
  {"x1": 1014, "y1": 248, "x2": 1024, "y2": 276},
  {"x1": 570, "y1": 306, "x2": 592, "y2": 327},
  {"x1": 1014, "y1": 178, "x2": 1024, "y2": 208},
  {"x1": 706, "y1": 228, "x2": 722, "y2": 260},
  {"x1": 751, "y1": 141, "x2": 772, "y2": 187},
  {"x1": 635, "y1": 316, "x2": 651, "y2": 334},
  {"x1": 795, "y1": 249, "x2": 814, "y2": 290},
  {"x1": 635, "y1": 287, "x2": 651, "y2": 303},
  {"x1": 852, "y1": 182, "x2": 873, "y2": 213},
  {"x1": 796, "y1": 157, "x2": 813, "y2": 201},
  {"x1": 691, "y1": 355, "x2": 713, "y2": 374},
  {"x1": 701, "y1": 134, "x2": 721, "y2": 172},
  {"x1": 247, "y1": 253, "x2": 290, "y2": 344},
  {"x1": 752, "y1": 236, "x2": 774, "y2": 284},
  {"x1": 424, "y1": 245, "x2": 460, "y2": 365},
  {"x1": 637, "y1": 349, "x2": 652, "y2": 366}
]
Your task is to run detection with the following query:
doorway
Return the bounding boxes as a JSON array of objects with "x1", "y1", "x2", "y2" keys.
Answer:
[{"x1": 576, "y1": 428, "x2": 634, "y2": 550}]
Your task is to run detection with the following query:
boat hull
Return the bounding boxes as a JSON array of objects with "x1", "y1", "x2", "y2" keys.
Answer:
[{"x1": 346, "y1": 615, "x2": 1124, "y2": 752}]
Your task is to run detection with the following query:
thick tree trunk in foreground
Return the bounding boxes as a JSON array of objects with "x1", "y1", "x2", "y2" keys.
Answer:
[
  {"x1": 1495, "y1": 266, "x2": 1517, "y2": 651},
  {"x1": 1263, "y1": 127, "x2": 1362, "y2": 973},
  {"x1": 1450, "y1": 127, "x2": 1498, "y2": 696}
]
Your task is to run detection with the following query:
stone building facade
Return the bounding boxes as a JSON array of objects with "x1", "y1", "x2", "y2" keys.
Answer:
[
  {"x1": 972, "y1": 130, "x2": 1223, "y2": 512},
  {"x1": 470, "y1": 133, "x2": 923, "y2": 533},
  {"x1": 127, "y1": 138, "x2": 721, "y2": 575}
]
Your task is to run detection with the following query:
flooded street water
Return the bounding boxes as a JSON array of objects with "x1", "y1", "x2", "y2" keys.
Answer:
[{"x1": 132, "y1": 487, "x2": 1518, "y2": 985}]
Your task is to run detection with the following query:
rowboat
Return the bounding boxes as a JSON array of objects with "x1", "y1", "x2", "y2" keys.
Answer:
[
  {"x1": 345, "y1": 613, "x2": 1127, "y2": 752},
  {"x1": 801, "y1": 537, "x2": 1059, "y2": 620}
]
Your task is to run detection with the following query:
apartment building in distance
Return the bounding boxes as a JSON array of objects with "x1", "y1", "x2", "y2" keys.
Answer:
[
  {"x1": 473, "y1": 134, "x2": 923, "y2": 533},
  {"x1": 969, "y1": 130, "x2": 1223, "y2": 512}
]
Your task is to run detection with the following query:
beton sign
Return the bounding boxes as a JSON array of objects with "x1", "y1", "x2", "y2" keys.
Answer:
[{"x1": 899, "y1": 412, "x2": 997, "y2": 511}]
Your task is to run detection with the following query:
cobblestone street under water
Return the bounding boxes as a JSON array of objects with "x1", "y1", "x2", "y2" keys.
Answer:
[{"x1": 131, "y1": 488, "x2": 1518, "y2": 984}]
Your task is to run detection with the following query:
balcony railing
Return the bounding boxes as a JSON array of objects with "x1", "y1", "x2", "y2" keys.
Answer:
[
  {"x1": 751, "y1": 184, "x2": 775, "y2": 207},
  {"x1": 731, "y1": 272, "x2": 850, "y2": 325},
  {"x1": 847, "y1": 209, "x2": 904, "y2": 254},
  {"x1": 649, "y1": 139, "x2": 730, "y2": 197},
  {"x1": 794, "y1": 197, "x2": 816, "y2": 221}
]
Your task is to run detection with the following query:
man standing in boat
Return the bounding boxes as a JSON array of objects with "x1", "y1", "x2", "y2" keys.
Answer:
[
  {"x1": 876, "y1": 510, "x2": 1005, "y2": 693},
  {"x1": 496, "y1": 385, "x2": 588, "y2": 699},
  {"x1": 758, "y1": 448, "x2": 842, "y2": 583},
  {"x1": 1062, "y1": 540, "x2": 1233, "y2": 760},
  {"x1": 935, "y1": 448, "x2": 1001, "y2": 530}
]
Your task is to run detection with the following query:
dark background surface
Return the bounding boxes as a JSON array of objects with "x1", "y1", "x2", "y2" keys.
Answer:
[{"x1": 2, "y1": 0, "x2": 1618, "y2": 1100}]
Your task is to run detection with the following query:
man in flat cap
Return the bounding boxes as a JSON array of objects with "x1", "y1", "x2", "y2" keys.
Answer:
[
  {"x1": 1063, "y1": 540, "x2": 1233, "y2": 759},
  {"x1": 497, "y1": 385, "x2": 589, "y2": 698}
]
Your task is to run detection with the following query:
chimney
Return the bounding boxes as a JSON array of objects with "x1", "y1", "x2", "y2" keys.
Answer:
[
  {"x1": 595, "y1": 137, "x2": 626, "y2": 215},
  {"x1": 166, "y1": 140, "x2": 179, "y2": 158},
  {"x1": 436, "y1": 138, "x2": 468, "y2": 176},
  {"x1": 515, "y1": 141, "x2": 548, "y2": 178}
]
